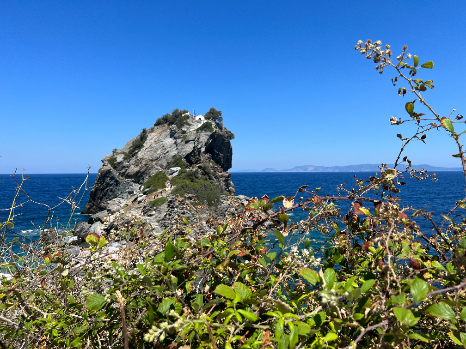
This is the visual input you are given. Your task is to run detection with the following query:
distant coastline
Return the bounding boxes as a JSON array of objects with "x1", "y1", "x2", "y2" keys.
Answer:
[{"x1": 231, "y1": 164, "x2": 463, "y2": 173}]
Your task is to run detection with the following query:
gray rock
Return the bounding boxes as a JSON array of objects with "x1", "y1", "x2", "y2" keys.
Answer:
[
  {"x1": 166, "y1": 167, "x2": 181, "y2": 176},
  {"x1": 88, "y1": 210, "x2": 108, "y2": 225},
  {"x1": 106, "y1": 198, "x2": 126, "y2": 213},
  {"x1": 72, "y1": 221, "x2": 91, "y2": 244},
  {"x1": 66, "y1": 245, "x2": 81, "y2": 257},
  {"x1": 89, "y1": 222, "x2": 103, "y2": 236}
]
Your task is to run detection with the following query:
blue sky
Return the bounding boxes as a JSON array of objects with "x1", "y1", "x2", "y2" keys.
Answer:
[{"x1": 1, "y1": 0, "x2": 465, "y2": 173}]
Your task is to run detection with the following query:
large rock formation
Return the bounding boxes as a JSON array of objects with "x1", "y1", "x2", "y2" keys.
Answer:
[{"x1": 82, "y1": 118, "x2": 234, "y2": 215}]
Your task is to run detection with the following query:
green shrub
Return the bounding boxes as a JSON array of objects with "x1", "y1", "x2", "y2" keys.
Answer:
[
  {"x1": 143, "y1": 171, "x2": 169, "y2": 193},
  {"x1": 154, "y1": 109, "x2": 190, "y2": 128},
  {"x1": 168, "y1": 155, "x2": 185, "y2": 169},
  {"x1": 224, "y1": 129, "x2": 235, "y2": 140},
  {"x1": 149, "y1": 197, "x2": 167, "y2": 207},
  {"x1": 196, "y1": 121, "x2": 214, "y2": 133},
  {"x1": 171, "y1": 178, "x2": 222, "y2": 206},
  {"x1": 125, "y1": 128, "x2": 148, "y2": 159},
  {"x1": 108, "y1": 156, "x2": 117, "y2": 169}
]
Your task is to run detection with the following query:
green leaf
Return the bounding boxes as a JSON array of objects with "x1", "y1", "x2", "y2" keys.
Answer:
[
  {"x1": 158, "y1": 298, "x2": 177, "y2": 315},
  {"x1": 6, "y1": 222, "x2": 14, "y2": 228},
  {"x1": 70, "y1": 337, "x2": 83, "y2": 347},
  {"x1": 300, "y1": 267, "x2": 320, "y2": 285},
  {"x1": 409, "y1": 333, "x2": 431, "y2": 343},
  {"x1": 98, "y1": 235, "x2": 109, "y2": 249},
  {"x1": 411, "y1": 277, "x2": 429, "y2": 303},
  {"x1": 448, "y1": 332, "x2": 463, "y2": 345},
  {"x1": 216, "y1": 225, "x2": 223, "y2": 234},
  {"x1": 85, "y1": 293, "x2": 106, "y2": 311},
  {"x1": 274, "y1": 229, "x2": 285, "y2": 246},
  {"x1": 165, "y1": 240, "x2": 175, "y2": 262},
  {"x1": 413, "y1": 55, "x2": 419, "y2": 67},
  {"x1": 295, "y1": 321, "x2": 311, "y2": 336},
  {"x1": 421, "y1": 61, "x2": 434, "y2": 69},
  {"x1": 214, "y1": 284, "x2": 236, "y2": 300},
  {"x1": 237, "y1": 309, "x2": 258, "y2": 322},
  {"x1": 426, "y1": 302, "x2": 456, "y2": 320},
  {"x1": 323, "y1": 268, "x2": 336, "y2": 289},
  {"x1": 234, "y1": 282, "x2": 252, "y2": 302},
  {"x1": 442, "y1": 118, "x2": 455, "y2": 133},
  {"x1": 183, "y1": 217, "x2": 189, "y2": 225},
  {"x1": 278, "y1": 214, "x2": 289, "y2": 224},
  {"x1": 460, "y1": 307, "x2": 466, "y2": 321},
  {"x1": 270, "y1": 195, "x2": 285, "y2": 204},
  {"x1": 323, "y1": 332, "x2": 338, "y2": 342},
  {"x1": 191, "y1": 294, "x2": 203, "y2": 313},
  {"x1": 85, "y1": 234, "x2": 99, "y2": 246},
  {"x1": 393, "y1": 307, "x2": 419, "y2": 326},
  {"x1": 360, "y1": 279, "x2": 376, "y2": 293},
  {"x1": 406, "y1": 102, "x2": 414, "y2": 116},
  {"x1": 391, "y1": 292, "x2": 406, "y2": 305},
  {"x1": 432, "y1": 261, "x2": 446, "y2": 271}
]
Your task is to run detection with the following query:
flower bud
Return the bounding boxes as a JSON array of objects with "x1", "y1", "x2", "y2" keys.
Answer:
[
  {"x1": 386, "y1": 44, "x2": 391, "y2": 49},
  {"x1": 403, "y1": 45, "x2": 408, "y2": 51},
  {"x1": 367, "y1": 39, "x2": 372, "y2": 43},
  {"x1": 357, "y1": 40, "x2": 363, "y2": 44}
]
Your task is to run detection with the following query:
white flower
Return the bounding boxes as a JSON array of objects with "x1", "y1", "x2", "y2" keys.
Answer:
[
  {"x1": 390, "y1": 116, "x2": 398, "y2": 125},
  {"x1": 302, "y1": 249, "x2": 310, "y2": 257}
]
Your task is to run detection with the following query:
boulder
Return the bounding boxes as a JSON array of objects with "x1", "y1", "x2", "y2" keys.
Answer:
[{"x1": 72, "y1": 221, "x2": 91, "y2": 244}]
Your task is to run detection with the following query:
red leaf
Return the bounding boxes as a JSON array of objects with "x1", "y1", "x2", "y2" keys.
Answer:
[
  {"x1": 259, "y1": 194, "x2": 269, "y2": 203},
  {"x1": 298, "y1": 185, "x2": 309, "y2": 192},
  {"x1": 373, "y1": 201, "x2": 382, "y2": 210},
  {"x1": 41, "y1": 279, "x2": 46, "y2": 288},
  {"x1": 409, "y1": 259, "x2": 421, "y2": 271},
  {"x1": 362, "y1": 241, "x2": 373, "y2": 251},
  {"x1": 378, "y1": 259, "x2": 384, "y2": 268},
  {"x1": 353, "y1": 201, "x2": 365, "y2": 215},
  {"x1": 399, "y1": 212, "x2": 408, "y2": 219}
]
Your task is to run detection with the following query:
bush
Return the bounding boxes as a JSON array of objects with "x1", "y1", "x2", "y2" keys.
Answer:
[
  {"x1": 196, "y1": 121, "x2": 214, "y2": 133},
  {"x1": 108, "y1": 156, "x2": 117, "y2": 169},
  {"x1": 224, "y1": 129, "x2": 235, "y2": 140},
  {"x1": 143, "y1": 171, "x2": 169, "y2": 193},
  {"x1": 125, "y1": 128, "x2": 148, "y2": 159},
  {"x1": 154, "y1": 109, "x2": 190, "y2": 129},
  {"x1": 171, "y1": 178, "x2": 222, "y2": 206},
  {"x1": 168, "y1": 155, "x2": 185, "y2": 169},
  {"x1": 149, "y1": 197, "x2": 167, "y2": 207},
  {"x1": 2, "y1": 40, "x2": 466, "y2": 348}
]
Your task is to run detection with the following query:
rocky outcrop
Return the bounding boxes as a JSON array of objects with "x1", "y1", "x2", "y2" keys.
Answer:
[{"x1": 82, "y1": 119, "x2": 234, "y2": 215}]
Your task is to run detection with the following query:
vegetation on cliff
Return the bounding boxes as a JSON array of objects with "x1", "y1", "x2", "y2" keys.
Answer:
[
  {"x1": 123, "y1": 128, "x2": 148, "y2": 160},
  {"x1": 2, "y1": 40, "x2": 466, "y2": 348}
]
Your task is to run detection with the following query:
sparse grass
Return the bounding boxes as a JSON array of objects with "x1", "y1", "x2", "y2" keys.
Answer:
[
  {"x1": 171, "y1": 169, "x2": 222, "y2": 206},
  {"x1": 143, "y1": 172, "x2": 169, "y2": 194},
  {"x1": 149, "y1": 197, "x2": 167, "y2": 207}
]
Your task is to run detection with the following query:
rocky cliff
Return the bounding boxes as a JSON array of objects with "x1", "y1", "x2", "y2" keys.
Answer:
[
  {"x1": 82, "y1": 117, "x2": 234, "y2": 215},
  {"x1": 71, "y1": 113, "x2": 242, "y2": 246}
]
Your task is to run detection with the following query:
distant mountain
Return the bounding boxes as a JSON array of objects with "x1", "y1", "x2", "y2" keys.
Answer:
[{"x1": 260, "y1": 164, "x2": 462, "y2": 172}]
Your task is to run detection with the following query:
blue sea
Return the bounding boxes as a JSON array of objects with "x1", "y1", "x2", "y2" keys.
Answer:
[{"x1": 0, "y1": 172, "x2": 464, "y2": 245}]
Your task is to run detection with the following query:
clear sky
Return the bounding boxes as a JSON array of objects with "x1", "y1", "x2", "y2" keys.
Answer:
[{"x1": 1, "y1": 0, "x2": 465, "y2": 173}]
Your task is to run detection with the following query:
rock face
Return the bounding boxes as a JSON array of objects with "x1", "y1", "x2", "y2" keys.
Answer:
[{"x1": 82, "y1": 119, "x2": 234, "y2": 215}]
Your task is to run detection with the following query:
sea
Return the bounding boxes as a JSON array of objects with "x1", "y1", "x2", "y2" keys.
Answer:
[{"x1": 0, "y1": 172, "x2": 464, "y2": 247}]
